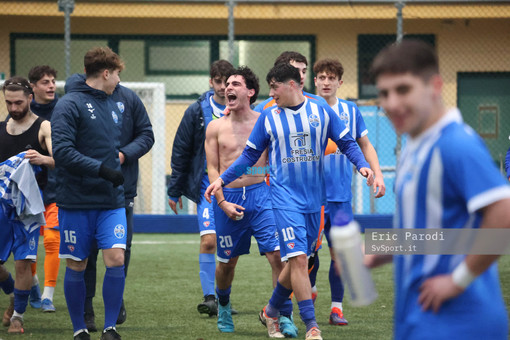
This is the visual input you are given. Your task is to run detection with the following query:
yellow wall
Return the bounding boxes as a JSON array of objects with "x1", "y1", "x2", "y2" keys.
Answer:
[{"x1": 1, "y1": 2, "x2": 509, "y2": 177}]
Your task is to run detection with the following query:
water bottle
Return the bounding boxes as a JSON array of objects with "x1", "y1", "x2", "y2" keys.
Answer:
[{"x1": 330, "y1": 212, "x2": 377, "y2": 306}]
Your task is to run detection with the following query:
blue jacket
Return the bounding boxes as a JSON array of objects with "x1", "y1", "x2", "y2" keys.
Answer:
[
  {"x1": 51, "y1": 75, "x2": 124, "y2": 210},
  {"x1": 70, "y1": 74, "x2": 155, "y2": 199},
  {"x1": 30, "y1": 96, "x2": 58, "y2": 205},
  {"x1": 167, "y1": 91, "x2": 216, "y2": 203}
]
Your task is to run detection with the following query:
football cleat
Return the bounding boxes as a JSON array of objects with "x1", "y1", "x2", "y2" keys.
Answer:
[{"x1": 329, "y1": 307, "x2": 348, "y2": 326}]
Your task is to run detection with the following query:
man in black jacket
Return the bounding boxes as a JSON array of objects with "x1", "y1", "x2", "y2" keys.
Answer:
[
  {"x1": 167, "y1": 60, "x2": 234, "y2": 316},
  {"x1": 51, "y1": 47, "x2": 126, "y2": 340},
  {"x1": 66, "y1": 72, "x2": 155, "y2": 331}
]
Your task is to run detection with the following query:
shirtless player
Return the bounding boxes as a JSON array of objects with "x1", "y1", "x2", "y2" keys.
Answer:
[{"x1": 205, "y1": 66, "x2": 283, "y2": 334}]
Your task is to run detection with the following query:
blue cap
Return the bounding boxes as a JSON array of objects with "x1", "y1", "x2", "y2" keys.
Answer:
[{"x1": 333, "y1": 210, "x2": 352, "y2": 227}]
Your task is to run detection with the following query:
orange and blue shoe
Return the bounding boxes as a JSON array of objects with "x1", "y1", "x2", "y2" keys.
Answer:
[
  {"x1": 329, "y1": 307, "x2": 348, "y2": 326},
  {"x1": 259, "y1": 305, "x2": 285, "y2": 338},
  {"x1": 305, "y1": 326, "x2": 322, "y2": 340}
]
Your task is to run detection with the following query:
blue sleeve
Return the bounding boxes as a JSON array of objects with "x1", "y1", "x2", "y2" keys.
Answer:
[
  {"x1": 354, "y1": 105, "x2": 368, "y2": 138},
  {"x1": 444, "y1": 128, "x2": 510, "y2": 213},
  {"x1": 118, "y1": 90, "x2": 155, "y2": 164},
  {"x1": 51, "y1": 98, "x2": 102, "y2": 176},
  {"x1": 326, "y1": 105, "x2": 370, "y2": 171},
  {"x1": 220, "y1": 146, "x2": 264, "y2": 186},
  {"x1": 505, "y1": 146, "x2": 510, "y2": 179}
]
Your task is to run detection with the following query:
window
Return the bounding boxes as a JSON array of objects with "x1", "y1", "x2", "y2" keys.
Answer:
[
  {"x1": 12, "y1": 33, "x2": 315, "y2": 100},
  {"x1": 357, "y1": 34, "x2": 435, "y2": 99}
]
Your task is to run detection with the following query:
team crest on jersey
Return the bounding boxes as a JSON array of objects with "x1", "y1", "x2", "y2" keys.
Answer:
[
  {"x1": 287, "y1": 242, "x2": 295, "y2": 250},
  {"x1": 112, "y1": 111, "x2": 119, "y2": 124},
  {"x1": 114, "y1": 224, "x2": 125, "y2": 239},
  {"x1": 308, "y1": 113, "x2": 320, "y2": 128},
  {"x1": 29, "y1": 237, "x2": 36, "y2": 250},
  {"x1": 339, "y1": 111, "x2": 349, "y2": 122},
  {"x1": 203, "y1": 221, "x2": 210, "y2": 228},
  {"x1": 116, "y1": 102, "x2": 125, "y2": 113},
  {"x1": 224, "y1": 250, "x2": 231, "y2": 256},
  {"x1": 67, "y1": 245, "x2": 75, "y2": 252},
  {"x1": 274, "y1": 108, "x2": 281, "y2": 114}
]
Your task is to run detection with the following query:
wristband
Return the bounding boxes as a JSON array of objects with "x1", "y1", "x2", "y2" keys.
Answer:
[
  {"x1": 451, "y1": 261, "x2": 476, "y2": 289},
  {"x1": 218, "y1": 199, "x2": 226, "y2": 206}
]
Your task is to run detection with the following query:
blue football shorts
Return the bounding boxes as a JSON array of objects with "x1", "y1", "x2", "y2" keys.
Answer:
[
  {"x1": 214, "y1": 181, "x2": 279, "y2": 263},
  {"x1": 58, "y1": 207, "x2": 127, "y2": 261},
  {"x1": 0, "y1": 204, "x2": 40, "y2": 262},
  {"x1": 198, "y1": 175, "x2": 215, "y2": 236},
  {"x1": 272, "y1": 208, "x2": 321, "y2": 261},
  {"x1": 324, "y1": 201, "x2": 353, "y2": 248}
]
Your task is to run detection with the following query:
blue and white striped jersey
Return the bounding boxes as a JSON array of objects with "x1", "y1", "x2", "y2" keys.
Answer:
[
  {"x1": 324, "y1": 98, "x2": 368, "y2": 203},
  {"x1": 393, "y1": 108, "x2": 510, "y2": 339},
  {"x1": 247, "y1": 97, "x2": 362, "y2": 213}
]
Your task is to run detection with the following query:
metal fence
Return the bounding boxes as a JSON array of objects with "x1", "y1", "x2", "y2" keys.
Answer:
[{"x1": 1, "y1": 1, "x2": 508, "y2": 215}]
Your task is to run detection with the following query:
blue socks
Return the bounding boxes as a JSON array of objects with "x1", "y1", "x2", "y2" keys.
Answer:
[
  {"x1": 103, "y1": 266, "x2": 125, "y2": 330},
  {"x1": 267, "y1": 282, "x2": 293, "y2": 318},
  {"x1": 0, "y1": 273, "x2": 14, "y2": 295},
  {"x1": 216, "y1": 286, "x2": 231, "y2": 306},
  {"x1": 298, "y1": 299, "x2": 318, "y2": 331},
  {"x1": 279, "y1": 298, "x2": 294, "y2": 317},
  {"x1": 330, "y1": 259, "x2": 344, "y2": 303},
  {"x1": 199, "y1": 253, "x2": 216, "y2": 297},
  {"x1": 13, "y1": 288, "x2": 30, "y2": 314},
  {"x1": 64, "y1": 267, "x2": 87, "y2": 332}
]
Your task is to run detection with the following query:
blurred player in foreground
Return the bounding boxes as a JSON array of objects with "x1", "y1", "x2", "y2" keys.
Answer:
[{"x1": 365, "y1": 39, "x2": 510, "y2": 340}]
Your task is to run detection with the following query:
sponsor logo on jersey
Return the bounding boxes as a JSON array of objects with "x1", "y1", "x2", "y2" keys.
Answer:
[
  {"x1": 290, "y1": 132, "x2": 310, "y2": 150},
  {"x1": 275, "y1": 109, "x2": 281, "y2": 114},
  {"x1": 116, "y1": 101, "x2": 125, "y2": 114},
  {"x1": 308, "y1": 113, "x2": 320, "y2": 128},
  {"x1": 224, "y1": 250, "x2": 231, "y2": 256},
  {"x1": 86, "y1": 103, "x2": 95, "y2": 113},
  {"x1": 287, "y1": 242, "x2": 295, "y2": 249},
  {"x1": 203, "y1": 221, "x2": 210, "y2": 228},
  {"x1": 29, "y1": 237, "x2": 36, "y2": 250},
  {"x1": 67, "y1": 245, "x2": 75, "y2": 252},
  {"x1": 112, "y1": 111, "x2": 119, "y2": 124},
  {"x1": 114, "y1": 224, "x2": 125, "y2": 239},
  {"x1": 90, "y1": 114, "x2": 96, "y2": 120}
]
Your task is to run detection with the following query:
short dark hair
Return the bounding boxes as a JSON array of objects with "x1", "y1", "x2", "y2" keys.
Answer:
[
  {"x1": 274, "y1": 51, "x2": 308, "y2": 67},
  {"x1": 210, "y1": 60, "x2": 235, "y2": 79},
  {"x1": 371, "y1": 39, "x2": 439, "y2": 81},
  {"x1": 84, "y1": 46, "x2": 125, "y2": 78},
  {"x1": 266, "y1": 63, "x2": 301, "y2": 85},
  {"x1": 227, "y1": 66, "x2": 260, "y2": 104},
  {"x1": 313, "y1": 58, "x2": 344, "y2": 80},
  {"x1": 28, "y1": 65, "x2": 57, "y2": 84},
  {"x1": 2, "y1": 76, "x2": 33, "y2": 96}
]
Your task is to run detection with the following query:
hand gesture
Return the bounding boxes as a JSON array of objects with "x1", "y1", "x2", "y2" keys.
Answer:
[
  {"x1": 373, "y1": 176, "x2": 386, "y2": 198},
  {"x1": 359, "y1": 167, "x2": 375, "y2": 186},
  {"x1": 220, "y1": 201, "x2": 245, "y2": 221},
  {"x1": 418, "y1": 274, "x2": 464, "y2": 313},
  {"x1": 205, "y1": 178, "x2": 223, "y2": 203},
  {"x1": 168, "y1": 196, "x2": 183, "y2": 214}
]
